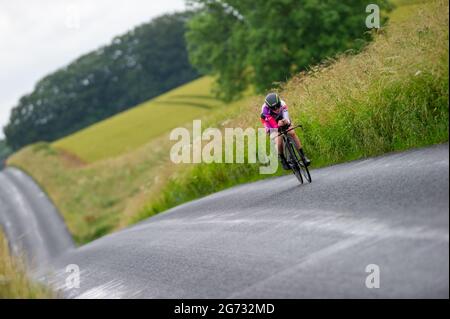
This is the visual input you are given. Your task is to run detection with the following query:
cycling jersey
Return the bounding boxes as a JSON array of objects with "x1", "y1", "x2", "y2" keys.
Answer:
[{"x1": 260, "y1": 100, "x2": 290, "y2": 133}]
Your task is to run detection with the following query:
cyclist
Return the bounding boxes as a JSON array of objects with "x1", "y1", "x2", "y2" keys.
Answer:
[{"x1": 260, "y1": 93, "x2": 311, "y2": 170}]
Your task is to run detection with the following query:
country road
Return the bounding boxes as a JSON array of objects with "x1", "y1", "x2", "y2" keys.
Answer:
[
  {"x1": 0, "y1": 167, "x2": 74, "y2": 269},
  {"x1": 0, "y1": 144, "x2": 448, "y2": 298}
]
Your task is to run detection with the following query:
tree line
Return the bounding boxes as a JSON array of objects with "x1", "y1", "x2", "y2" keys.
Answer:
[
  {"x1": 4, "y1": 12, "x2": 199, "y2": 150},
  {"x1": 0, "y1": 139, "x2": 12, "y2": 166}
]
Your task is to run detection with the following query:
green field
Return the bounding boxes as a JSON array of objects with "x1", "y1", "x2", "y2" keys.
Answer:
[
  {"x1": 53, "y1": 76, "x2": 223, "y2": 162},
  {"x1": 8, "y1": 0, "x2": 449, "y2": 244},
  {"x1": 8, "y1": 75, "x2": 245, "y2": 244}
]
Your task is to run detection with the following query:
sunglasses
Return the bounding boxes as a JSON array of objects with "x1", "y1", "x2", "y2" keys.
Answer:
[{"x1": 271, "y1": 104, "x2": 281, "y2": 110}]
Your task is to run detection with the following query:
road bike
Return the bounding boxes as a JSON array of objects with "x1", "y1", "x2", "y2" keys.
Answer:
[{"x1": 275, "y1": 124, "x2": 312, "y2": 184}]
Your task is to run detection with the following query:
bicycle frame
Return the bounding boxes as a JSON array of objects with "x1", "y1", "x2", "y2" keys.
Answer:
[{"x1": 270, "y1": 123, "x2": 311, "y2": 184}]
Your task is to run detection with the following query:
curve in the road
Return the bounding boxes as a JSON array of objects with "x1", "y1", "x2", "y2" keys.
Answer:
[
  {"x1": 0, "y1": 167, "x2": 74, "y2": 271},
  {"x1": 0, "y1": 144, "x2": 448, "y2": 298}
]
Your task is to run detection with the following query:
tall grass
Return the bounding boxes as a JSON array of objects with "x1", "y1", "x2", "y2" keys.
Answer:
[
  {"x1": 133, "y1": 0, "x2": 449, "y2": 222},
  {"x1": 0, "y1": 231, "x2": 54, "y2": 298}
]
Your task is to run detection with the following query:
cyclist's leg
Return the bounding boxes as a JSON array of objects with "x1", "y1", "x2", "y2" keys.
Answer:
[
  {"x1": 270, "y1": 130, "x2": 290, "y2": 170},
  {"x1": 287, "y1": 129, "x2": 302, "y2": 149},
  {"x1": 277, "y1": 135, "x2": 284, "y2": 155},
  {"x1": 269, "y1": 129, "x2": 283, "y2": 154}
]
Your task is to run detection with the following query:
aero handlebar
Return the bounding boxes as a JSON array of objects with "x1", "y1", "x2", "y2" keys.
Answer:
[{"x1": 272, "y1": 124, "x2": 303, "y2": 139}]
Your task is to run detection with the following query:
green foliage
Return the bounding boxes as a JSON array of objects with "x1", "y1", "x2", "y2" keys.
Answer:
[
  {"x1": 0, "y1": 140, "x2": 12, "y2": 166},
  {"x1": 186, "y1": 0, "x2": 392, "y2": 100},
  {"x1": 4, "y1": 12, "x2": 199, "y2": 150}
]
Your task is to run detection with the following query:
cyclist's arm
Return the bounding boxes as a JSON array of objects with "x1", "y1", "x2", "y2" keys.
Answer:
[
  {"x1": 280, "y1": 103, "x2": 291, "y2": 126},
  {"x1": 261, "y1": 113, "x2": 278, "y2": 131}
]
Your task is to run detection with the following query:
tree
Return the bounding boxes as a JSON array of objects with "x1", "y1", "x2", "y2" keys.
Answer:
[
  {"x1": 0, "y1": 139, "x2": 12, "y2": 166},
  {"x1": 185, "y1": 0, "x2": 392, "y2": 100},
  {"x1": 4, "y1": 12, "x2": 199, "y2": 150}
]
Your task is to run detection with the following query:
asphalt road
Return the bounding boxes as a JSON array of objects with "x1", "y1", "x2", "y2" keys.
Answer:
[
  {"x1": 0, "y1": 144, "x2": 448, "y2": 298},
  {"x1": 0, "y1": 167, "x2": 74, "y2": 270}
]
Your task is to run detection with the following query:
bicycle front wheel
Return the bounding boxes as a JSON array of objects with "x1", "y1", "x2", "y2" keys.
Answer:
[
  {"x1": 299, "y1": 158, "x2": 312, "y2": 183},
  {"x1": 287, "y1": 136, "x2": 312, "y2": 183},
  {"x1": 284, "y1": 137, "x2": 303, "y2": 184}
]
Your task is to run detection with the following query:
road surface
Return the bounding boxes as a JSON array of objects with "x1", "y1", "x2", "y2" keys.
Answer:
[
  {"x1": 0, "y1": 167, "x2": 74, "y2": 271},
  {"x1": 0, "y1": 144, "x2": 448, "y2": 298}
]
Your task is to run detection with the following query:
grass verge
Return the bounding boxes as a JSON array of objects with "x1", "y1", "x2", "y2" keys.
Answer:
[{"x1": 0, "y1": 231, "x2": 54, "y2": 298}]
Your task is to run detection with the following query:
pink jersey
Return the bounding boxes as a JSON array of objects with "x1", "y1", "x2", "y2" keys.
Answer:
[{"x1": 260, "y1": 100, "x2": 290, "y2": 132}]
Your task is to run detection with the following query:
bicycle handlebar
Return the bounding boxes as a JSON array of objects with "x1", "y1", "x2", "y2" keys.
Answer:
[{"x1": 271, "y1": 124, "x2": 303, "y2": 139}]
